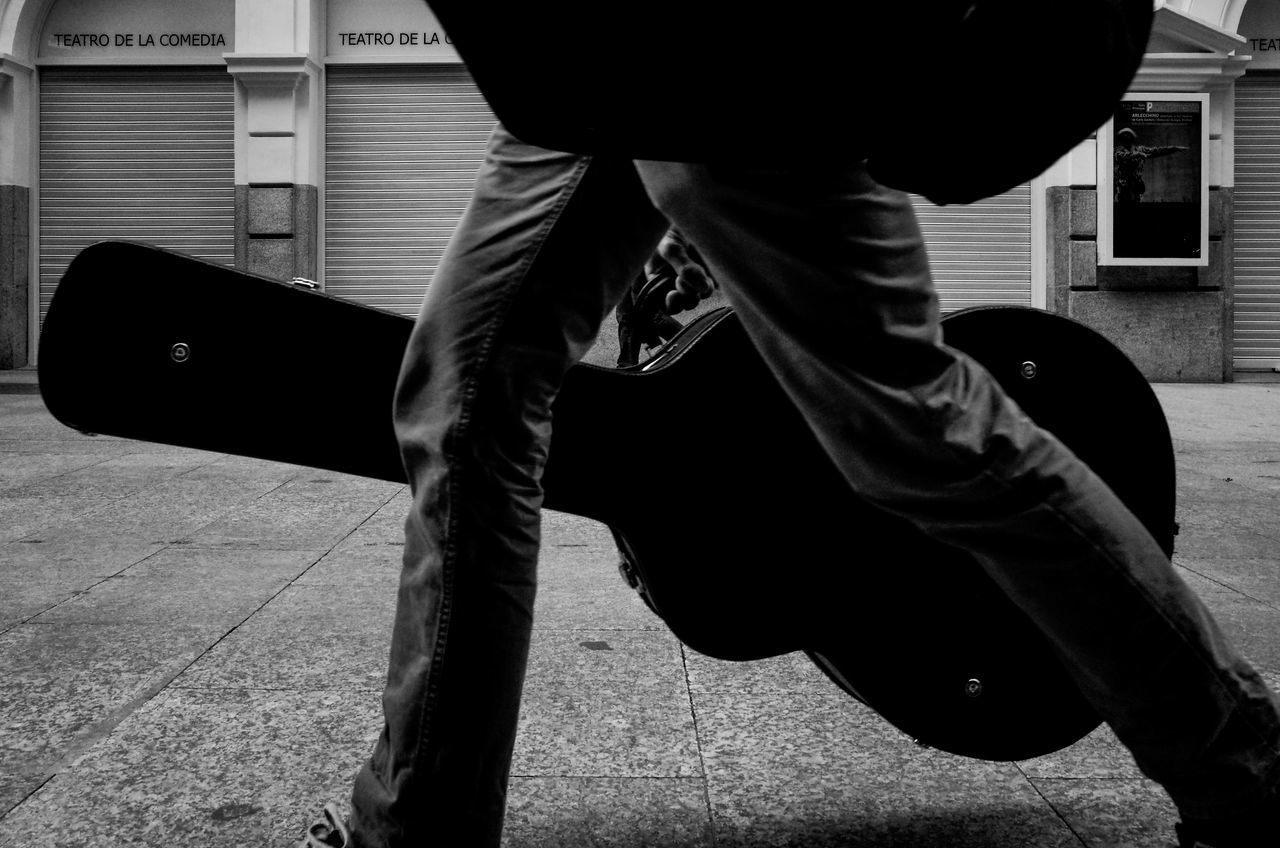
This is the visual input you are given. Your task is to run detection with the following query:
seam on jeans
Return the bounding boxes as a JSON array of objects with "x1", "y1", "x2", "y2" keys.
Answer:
[
  {"x1": 919, "y1": 386, "x2": 1280, "y2": 786},
  {"x1": 410, "y1": 151, "x2": 596, "y2": 775}
]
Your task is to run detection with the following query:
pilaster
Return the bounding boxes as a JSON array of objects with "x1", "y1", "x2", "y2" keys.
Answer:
[
  {"x1": 0, "y1": 55, "x2": 32, "y2": 369},
  {"x1": 225, "y1": 53, "x2": 320, "y2": 280}
]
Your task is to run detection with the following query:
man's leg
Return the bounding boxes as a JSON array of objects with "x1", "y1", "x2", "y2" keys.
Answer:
[
  {"x1": 346, "y1": 127, "x2": 667, "y2": 848},
  {"x1": 634, "y1": 158, "x2": 1280, "y2": 824}
]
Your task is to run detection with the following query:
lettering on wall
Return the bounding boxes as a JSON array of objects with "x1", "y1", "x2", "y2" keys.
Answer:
[
  {"x1": 338, "y1": 32, "x2": 452, "y2": 47},
  {"x1": 37, "y1": 0, "x2": 235, "y2": 60},
  {"x1": 50, "y1": 32, "x2": 229, "y2": 49},
  {"x1": 1241, "y1": 0, "x2": 1280, "y2": 70}
]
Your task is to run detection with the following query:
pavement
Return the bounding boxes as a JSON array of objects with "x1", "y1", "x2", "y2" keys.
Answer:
[{"x1": 0, "y1": 382, "x2": 1278, "y2": 848}]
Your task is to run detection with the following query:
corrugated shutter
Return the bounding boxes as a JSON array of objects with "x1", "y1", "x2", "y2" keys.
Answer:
[
  {"x1": 912, "y1": 185, "x2": 1033, "y2": 312},
  {"x1": 325, "y1": 65, "x2": 496, "y2": 316},
  {"x1": 322, "y1": 63, "x2": 1026, "y2": 316},
  {"x1": 1233, "y1": 74, "x2": 1280, "y2": 373},
  {"x1": 38, "y1": 67, "x2": 235, "y2": 329}
]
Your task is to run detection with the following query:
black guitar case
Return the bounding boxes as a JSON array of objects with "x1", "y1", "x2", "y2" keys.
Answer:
[
  {"x1": 37, "y1": 241, "x2": 1177, "y2": 762},
  {"x1": 424, "y1": 0, "x2": 1155, "y2": 205}
]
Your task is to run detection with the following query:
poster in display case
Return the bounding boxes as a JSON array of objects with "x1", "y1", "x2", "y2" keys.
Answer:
[{"x1": 1098, "y1": 93, "x2": 1209, "y2": 266}]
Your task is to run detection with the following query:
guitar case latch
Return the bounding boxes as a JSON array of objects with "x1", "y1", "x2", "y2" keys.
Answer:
[{"x1": 610, "y1": 529, "x2": 657, "y2": 615}]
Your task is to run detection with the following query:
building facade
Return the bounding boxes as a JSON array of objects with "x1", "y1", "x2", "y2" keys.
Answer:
[{"x1": 0, "y1": 0, "x2": 1275, "y2": 380}]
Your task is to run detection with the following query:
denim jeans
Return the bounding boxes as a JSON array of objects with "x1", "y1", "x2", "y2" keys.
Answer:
[{"x1": 348, "y1": 126, "x2": 1280, "y2": 847}]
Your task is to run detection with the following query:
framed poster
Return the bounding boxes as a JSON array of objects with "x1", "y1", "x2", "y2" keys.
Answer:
[{"x1": 1098, "y1": 93, "x2": 1209, "y2": 266}]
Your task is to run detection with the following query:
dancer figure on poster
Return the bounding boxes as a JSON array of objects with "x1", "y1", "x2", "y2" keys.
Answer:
[{"x1": 1114, "y1": 126, "x2": 1188, "y2": 204}]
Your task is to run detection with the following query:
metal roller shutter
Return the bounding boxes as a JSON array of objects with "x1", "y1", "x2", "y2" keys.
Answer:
[
  {"x1": 322, "y1": 63, "x2": 1026, "y2": 316},
  {"x1": 912, "y1": 185, "x2": 1033, "y2": 312},
  {"x1": 1233, "y1": 74, "x2": 1280, "y2": 373},
  {"x1": 325, "y1": 65, "x2": 496, "y2": 316},
  {"x1": 38, "y1": 67, "x2": 235, "y2": 329}
]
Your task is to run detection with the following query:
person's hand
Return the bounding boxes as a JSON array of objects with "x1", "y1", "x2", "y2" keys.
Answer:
[{"x1": 652, "y1": 229, "x2": 715, "y2": 314}]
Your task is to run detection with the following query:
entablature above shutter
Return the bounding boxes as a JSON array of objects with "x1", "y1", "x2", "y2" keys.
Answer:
[{"x1": 1139, "y1": 4, "x2": 1250, "y2": 90}]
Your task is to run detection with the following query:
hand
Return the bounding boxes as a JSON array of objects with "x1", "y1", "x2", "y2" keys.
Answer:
[{"x1": 651, "y1": 229, "x2": 715, "y2": 314}]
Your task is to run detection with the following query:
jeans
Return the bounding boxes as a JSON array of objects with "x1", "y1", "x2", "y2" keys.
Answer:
[{"x1": 348, "y1": 126, "x2": 1280, "y2": 847}]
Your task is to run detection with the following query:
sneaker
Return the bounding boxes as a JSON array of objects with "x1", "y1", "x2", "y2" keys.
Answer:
[{"x1": 298, "y1": 803, "x2": 351, "y2": 848}]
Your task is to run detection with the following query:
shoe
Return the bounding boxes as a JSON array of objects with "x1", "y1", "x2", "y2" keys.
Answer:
[
  {"x1": 1175, "y1": 794, "x2": 1279, "y2": 847},
  {"x1": 298, "y1": 803, "x2": 351, "y2": 848}
]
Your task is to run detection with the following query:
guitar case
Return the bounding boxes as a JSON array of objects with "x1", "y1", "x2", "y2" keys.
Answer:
[
  {"x1": 37, "y1": 241, "x2": 1176, "y2": 762},
  {"x1": 423, "y1": 0, "x2": 1154, "y2": 205}
]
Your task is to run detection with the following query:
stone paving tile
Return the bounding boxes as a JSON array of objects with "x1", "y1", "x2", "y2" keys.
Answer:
[
  {"x1": 683, "y1": 650, "x2": 834, "y2": 697},
  {"x1": 27, "y1": 547, "x2": 322, "y2": 627},
  {"x1": 543, "y1": 509, "x2": 617, "y2": 548},
  {"x1": 0, "y1": 447, "x2": 130, "y2": 490},
  {"x1": 0, "y1": 535, "x2": 166, "y2": 630},
  {"x1": 0, "y1": 494, "x2": 112, "y2": 544},
  {"x1": 1212, "y1": 572, "x2": 1280, "y2": 609},
  {"x1": 173, "y1": 584, "x2": 394, "y2": 692},
  {"x1": 337, "y1": 486, "x2": 411, "y2": 546},
  {"x1": 1174, "y1": 487, "x2": 1280, "y2": 544},
  {"x1": 1, "y1": 449, "x2": 220, "y2": 499},
  {"x1": 1153, "y1": 384, "x2": 1280, "y2": 441},
  {"x1": 1180, "y1": 571, "x2": 1280, "y2": 673},
  {"x1": 515, "y1": 631, "x2": 701, "y2": 779},
  {"x1": 504, "y1": 777, "x2": 713, "y2": 847},
  {"x1": 1016, "y1": 724, "x2": 1142, "y2": 780},
  {"x1": 292, "y1": 540, "x2": 401, "y2": 591},
  {"x1": 534, "y1": 543, "x2": 662, "y2": 632},
  {"x1": 0, "y1": 688, "x2": 379, "y2": 848},
  {"x1": 173, "y1": 453, "x2": 306, "y2": 487},
  {"x1": 0, "y1": 435, "x2": 108, "y2": 451},
  {"x1": 0, "y1": 766, "x2": 50, "y2": 820},
  {"x1": 694, "y1": 690, "x2": 1079, "y2": 848},
  {"x1": 0, "y1": 621, "x2": 225, "y2": 766},
  {"x1": 1030, "y1": 777, "x2": 1178, "y2": 848},
  {"x1": 1172, "y1": 524, "x2": 1280, "y2": 560},
  {"x1": 183, "y1": 474, "x2": 399, "y2": 550},
  {"x1": 64, "y1": 478, "x2": 284, "y2": 542},
  {"x1": 1177, "y1": 555, "x2": 1280, "y2": 603},
  {"x1": 334, "y1": 523, "x2": 407, "y2": 553},
  {"x1": 1174, "y1": 448, "x2": 1280, "y2": 497},
  {"x1": 1185, "y1": 552, "x2": 1280, "y2": 583},
  {"x1": 0, "y1": 396, "x2": 106, "y2": 442},
  {"x1": 0, "y1": 438, "x2": 125, "y2": 456}
]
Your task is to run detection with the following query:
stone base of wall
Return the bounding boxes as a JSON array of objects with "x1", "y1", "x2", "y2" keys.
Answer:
[
  {"x1": 1068, "y1": 290, "x2": 1228, "y2": 382},
  {"x1": 1046, "y1": 186, "x2": 1232, "y2": 382},
  {"x1": 0, "y1": 184, "x2": 30, "y2": 370},
  {"x1": 236, "y1": 184, "x2": 318, "y2": 282}
]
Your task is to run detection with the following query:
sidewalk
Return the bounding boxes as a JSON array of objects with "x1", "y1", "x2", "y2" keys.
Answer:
[{"x1": 1, "y1": 384, "x2": 1278, "y2": 847}]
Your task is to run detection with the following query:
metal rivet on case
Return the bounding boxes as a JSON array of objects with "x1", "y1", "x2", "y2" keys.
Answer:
[
  {"x1": 965, "y1": 678, "x2": 984, "y2": 698},
  {"x1": 170, "y1": 342, "x2": 191, "y2": 363},
  {"x1": 1019, "y1": 361, "x2": 1038, "y2": 380}
]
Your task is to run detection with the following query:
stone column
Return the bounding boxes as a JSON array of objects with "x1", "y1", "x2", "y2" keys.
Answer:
[
  {"x1": 0, "y1": 56, "x2": 32, "y2": 369},
  {"x1": 226, "y1": 0, "x2": 322, "y2": 281},
  {"x1": 226, "y1": 55, "x2": 320, "y2": 281}
]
